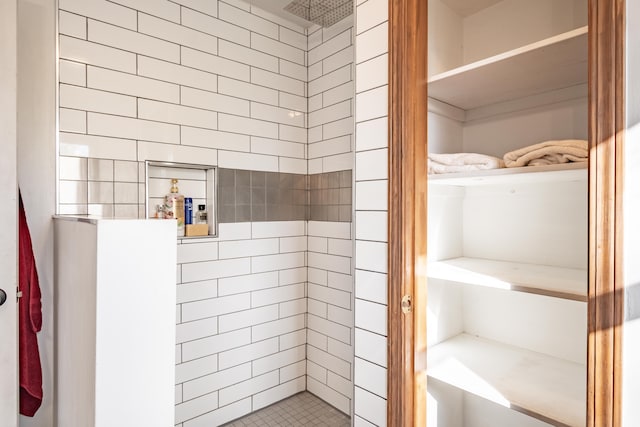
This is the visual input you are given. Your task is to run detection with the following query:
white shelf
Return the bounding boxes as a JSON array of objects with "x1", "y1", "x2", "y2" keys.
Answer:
[
  {"x1": 428, "y1": 334, "x2": 586, "y2": 427},
  {"x1": 427, "y1": 257, "x2": 587, "y2": 302},
  {"x1": 428, "y1": 162, "x2": 587, "y2": 187},
  {"x1": 428, "y1": 26, "x2": 588, "y2": 110}
]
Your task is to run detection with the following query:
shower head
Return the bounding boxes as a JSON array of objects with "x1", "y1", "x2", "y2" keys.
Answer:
[{"x1": 283, "y1": 0, "x2": 353, "y2": 28}]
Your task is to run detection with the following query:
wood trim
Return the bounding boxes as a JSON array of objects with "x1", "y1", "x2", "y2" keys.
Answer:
[
  {"x1": 587, "y1": 0, "x2": 625, "y2": 426},
  {"x1": 613, "y1": 1, "x2": 625, "y2": 424},
  {"x1": 387, "y1": 0, "x2": 428, "y2": 425}
]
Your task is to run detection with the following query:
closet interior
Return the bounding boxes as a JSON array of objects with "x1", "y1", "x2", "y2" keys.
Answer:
[{"x1": 426, "y1": 1, "x2": 588, "y2": 426}]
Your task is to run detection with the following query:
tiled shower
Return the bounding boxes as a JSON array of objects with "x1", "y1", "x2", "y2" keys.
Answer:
[{"x1": 56, "y1": 0, "x2": 360, "y2": 424}]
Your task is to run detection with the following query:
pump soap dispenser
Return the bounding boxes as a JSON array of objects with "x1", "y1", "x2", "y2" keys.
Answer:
[{"x1": 164, "y1": 178, "x2": 185, "y2": 237}]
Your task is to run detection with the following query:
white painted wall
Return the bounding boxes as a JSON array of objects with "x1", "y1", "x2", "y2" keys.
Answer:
[
  {"x1": 427, "y1": 0, "x2": 587, "y2": 73},
  {"x1": 0, "y1": 0, "x2": 19, "y2": 426},
  {"x1": 16, "y1": 1, "x2": 57, "y2": 427},
  {"x1": 463, "y1": 0, "x2": 586, "y2": 64},
  {"x1": 426, "y1": 100, "x2": 464, "y2": 154},
  {"x1": 427, "y1": 0, "x2": 462, "y2": 77},
  {"x1": 462, "y1": 97, "x2": 588, "y2": 157},
  {"x1": 622, "y1": 0, "x2": 640, "y2": 425}
]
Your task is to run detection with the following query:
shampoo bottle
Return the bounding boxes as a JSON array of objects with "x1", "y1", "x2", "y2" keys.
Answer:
[{"x1": 164, "y1": 178, "x2": 185, "y2": 237}]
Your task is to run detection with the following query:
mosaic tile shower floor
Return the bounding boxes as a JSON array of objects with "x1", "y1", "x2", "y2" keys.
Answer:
[{"x1": 221, "y1": 392, "x2": 351, "y2": 426}]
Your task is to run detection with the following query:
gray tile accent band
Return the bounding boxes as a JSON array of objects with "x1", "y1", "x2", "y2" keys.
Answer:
[
  {"x1": 218, "y1": 168, "x2": 352, "y2": 223},
  {"x1": 309, "y1": 170, "x2": 352, "y2": 222}
]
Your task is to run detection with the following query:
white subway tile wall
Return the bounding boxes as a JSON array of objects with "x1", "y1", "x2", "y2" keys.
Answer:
[
  {"x1": 58, "y1": 0, "x2": 311, "y2": 215},
  {"x1": 175, "y1": 222, "x2": 307, "y2": 425},
  {"x1": 306, "y1": 220, "x2": 353, "y2": 415},
  {"x1": 307, "y1": 17, "x2": 354, "y2": 175},
  {"x1": 353, "y1": 0, "x2": 388, "y2": 425},
  {"x1": 57, "y1": 0, "x2": 358, "y2": 424}
]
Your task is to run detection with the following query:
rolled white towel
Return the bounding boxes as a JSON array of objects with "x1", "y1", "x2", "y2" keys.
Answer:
[
  {"x1": 428, "y1": 152, "x2": 504, "y2": 174},
  {"x1": 503, "y1": 139, "x2": 588, "y2": 168}
]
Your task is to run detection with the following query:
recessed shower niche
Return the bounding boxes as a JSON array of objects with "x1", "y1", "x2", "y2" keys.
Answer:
[{"x1": 146, "y1": 161, "x2": 217, "y2": 238}]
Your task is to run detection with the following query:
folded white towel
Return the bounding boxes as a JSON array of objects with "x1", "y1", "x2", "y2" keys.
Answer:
[
  {"x1": 503, "y1": 139, "x2": 588, "y2": 168},
  {"x1": 428, "y1": 153, "x2": 505, "y2": 174}
]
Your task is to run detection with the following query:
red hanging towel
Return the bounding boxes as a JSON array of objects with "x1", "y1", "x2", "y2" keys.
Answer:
[{"x1": 18, "y1": 192, "x2": 43, "y2": 417}]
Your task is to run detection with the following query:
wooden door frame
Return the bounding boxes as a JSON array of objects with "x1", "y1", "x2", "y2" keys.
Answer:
[
  {"x1": 587, "y1": 0, "x2": 625, "y2": 426},
  {"x1": 387, "y1": 0, "x2": 427, "y2": 426},
  {"x1": 386, "y1": 0, "x2": 626, "y2": 426}
]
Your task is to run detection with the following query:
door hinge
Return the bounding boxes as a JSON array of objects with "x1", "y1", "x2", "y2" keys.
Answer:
[
  {"x1": 17, "y1": 287, "x2": 23, "y2": 299},
  {"x1": 401, "y1": 294, "x2": 412, "y2": 314}
]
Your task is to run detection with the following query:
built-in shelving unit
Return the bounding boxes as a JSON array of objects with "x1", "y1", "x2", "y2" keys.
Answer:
[
  {"x1": 428, "y1": 334, "x2": 585, "y2": 427},
  {"x1": 428, "y1": 27, "x2": 588, "y2": 110},
  {"x1": 426, "y1": 1, "x2": 588, "y2": 425},
  {"x1": 428, "y1": 257, "x2": 587, "y2": 302}
]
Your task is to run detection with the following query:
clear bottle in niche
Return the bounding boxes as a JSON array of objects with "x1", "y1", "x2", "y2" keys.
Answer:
[
  {"x1": 196, "y1": 204, "x2": 208, "y2": 225},
  {"x1": 154, "y1": 204, "x2": 164, "y2": 219},
  {"x1": 163, "y1": 178, "x2": 185, "y2": 237}
]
